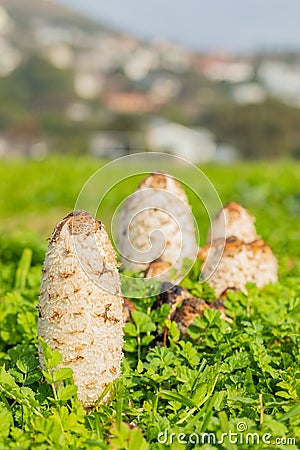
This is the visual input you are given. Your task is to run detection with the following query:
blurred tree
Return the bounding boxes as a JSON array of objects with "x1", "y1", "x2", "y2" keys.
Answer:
[
  {"x1": 11, "y1": 54, "x2": 74, "y2": 111},
  {"x1": 0, "y1": 53, "x2": 74, "y2": 123},
  {"x1": 202, "y1": 99, "x2": 300, "y2": 159}
]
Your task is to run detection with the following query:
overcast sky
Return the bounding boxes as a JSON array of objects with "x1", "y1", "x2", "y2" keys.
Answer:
[{"x1": 56, "y1": 0, "x2": 300, "y2": 53}]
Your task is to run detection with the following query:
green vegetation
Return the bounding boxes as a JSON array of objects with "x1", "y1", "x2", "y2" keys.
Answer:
[
  {"x1": 201, "y1": 99, "x2": 300, "y2": 159},
  {"x1": 0, "y1": 158, "x2": 299, "y2": 449}
]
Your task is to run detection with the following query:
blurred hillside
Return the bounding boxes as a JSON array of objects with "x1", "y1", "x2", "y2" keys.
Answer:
[{"x1": 0, "y1": 0, "x2": 300, "y2": 161}]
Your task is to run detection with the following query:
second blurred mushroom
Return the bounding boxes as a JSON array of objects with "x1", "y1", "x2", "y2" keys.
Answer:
[
  {"x1": 201, "y1": 202, "x2": 278, "y2": 297},
  {"x1": 117, "y1": 172, "x2": 198, "y2": 281},
  {"x1": 207, "y1": 201, "x2": 258, "y2": 243}
]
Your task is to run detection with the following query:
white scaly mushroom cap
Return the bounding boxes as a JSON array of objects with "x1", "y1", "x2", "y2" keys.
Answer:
[
  {"x1": 201, "y1": 237, "x2": 278, "y2": 297},
  {"x1": 38, "y1": 210, "x2": 123, "y2": 410},
  {"x1": 117, "y1": 172, "x2": 198, "y2": 279},
  {"x1": 207, "y1": 202, "x2": 258, "y2": 243}
]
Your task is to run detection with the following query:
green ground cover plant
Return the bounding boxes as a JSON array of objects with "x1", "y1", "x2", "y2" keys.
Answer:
[{"x1": 0, "y1": 158, "x2": 299, "y2": 449}]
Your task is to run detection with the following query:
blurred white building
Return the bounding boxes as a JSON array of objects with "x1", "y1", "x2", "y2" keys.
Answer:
[
  {"x1": 149, "y1": 76, "x2": 182, "y2": 104},
  {"x1": 65, "y1": 102, "x2": 91, "y2": 122},
  {"x1": 0, "y1": 6, "x2": 14, "y2": 34},
  {"x1": 89, "y1": 131, "x2": 143, "y2": 158},
  {"x1": 0, "y1": 38, "x2": 21, "y2": 76},
  {"x1": 153, "y1": 38, "x2": 192, "y2": 72},
  {"x1": 43, "y1": 44, "x2": 74, "y2": 69},
  {"x1": 232, "y1": 83, "x2": 267, "y2": 104},
  {"x1": 0, "y1": 137, "x2": 48, "y2": 159},
  {"x1": 146, "y1": 120, "x2": 216, "y2": 163},
  {"x1": 215, "y1": 143, "x2": 239, "y2": 163},
  {"x1": 200, "y1": 55, "x2": 253, "y2": 83},
  {"x1": 124, "y1": 47, "x2": 159, "y2": 80},
  {"x1": 74, "y1": 72, "x2": 104, "y2": 99},
  {"x1": 258, "y1": 61, "x2": 300, "y2": 106}
]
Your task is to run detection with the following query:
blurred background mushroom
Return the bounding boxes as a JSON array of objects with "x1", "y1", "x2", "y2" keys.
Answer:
[
  {"x1": 200, "y1": 236, "x2": 278, "y2": 297},
  {"x1": 117, "y1": 172, "x2": 198, "y2": 282},
  {"x1": 207, "y1": 201, "x2": 258, "y2": 243},
  {"x1": 200, "y1": 202, "x2": 278, "y2": 296}
]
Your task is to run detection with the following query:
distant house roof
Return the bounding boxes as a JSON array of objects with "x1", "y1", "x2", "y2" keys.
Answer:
[
  {"x1": 102, "y1": 92, "x2": 157, "y2": 114},
  {"x1": 197, "y1": 54, "x2": 253, "y2": 83}
]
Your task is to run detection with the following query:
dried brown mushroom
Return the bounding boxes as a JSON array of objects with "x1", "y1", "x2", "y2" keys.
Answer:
[
  {"x1": 152, "y1": 282, "x2": 231, "y2": 337},
  {"x1": 122, "y1": 298, "x2": 136, "y2": 322},
  {"x1": 172, "y1": 297, "x2": 209, "y2": 335},
  {"x1": 153, "y1": 282, "x2": 193, "y2": 317}
]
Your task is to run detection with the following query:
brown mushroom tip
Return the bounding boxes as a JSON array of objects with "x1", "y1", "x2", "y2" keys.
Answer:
[
  {"x1": 223, "y1": 201, "x2": 254, "y2": 217},
  {"x1": 138, "y1": 172, "x2": 171, "y2": 189},
  {"x1": 208, "y1": 201, "x2": 258, "y2": 244},
  {"x1": 51, "y1": 210, "x2": 102, "y2": 243}
]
